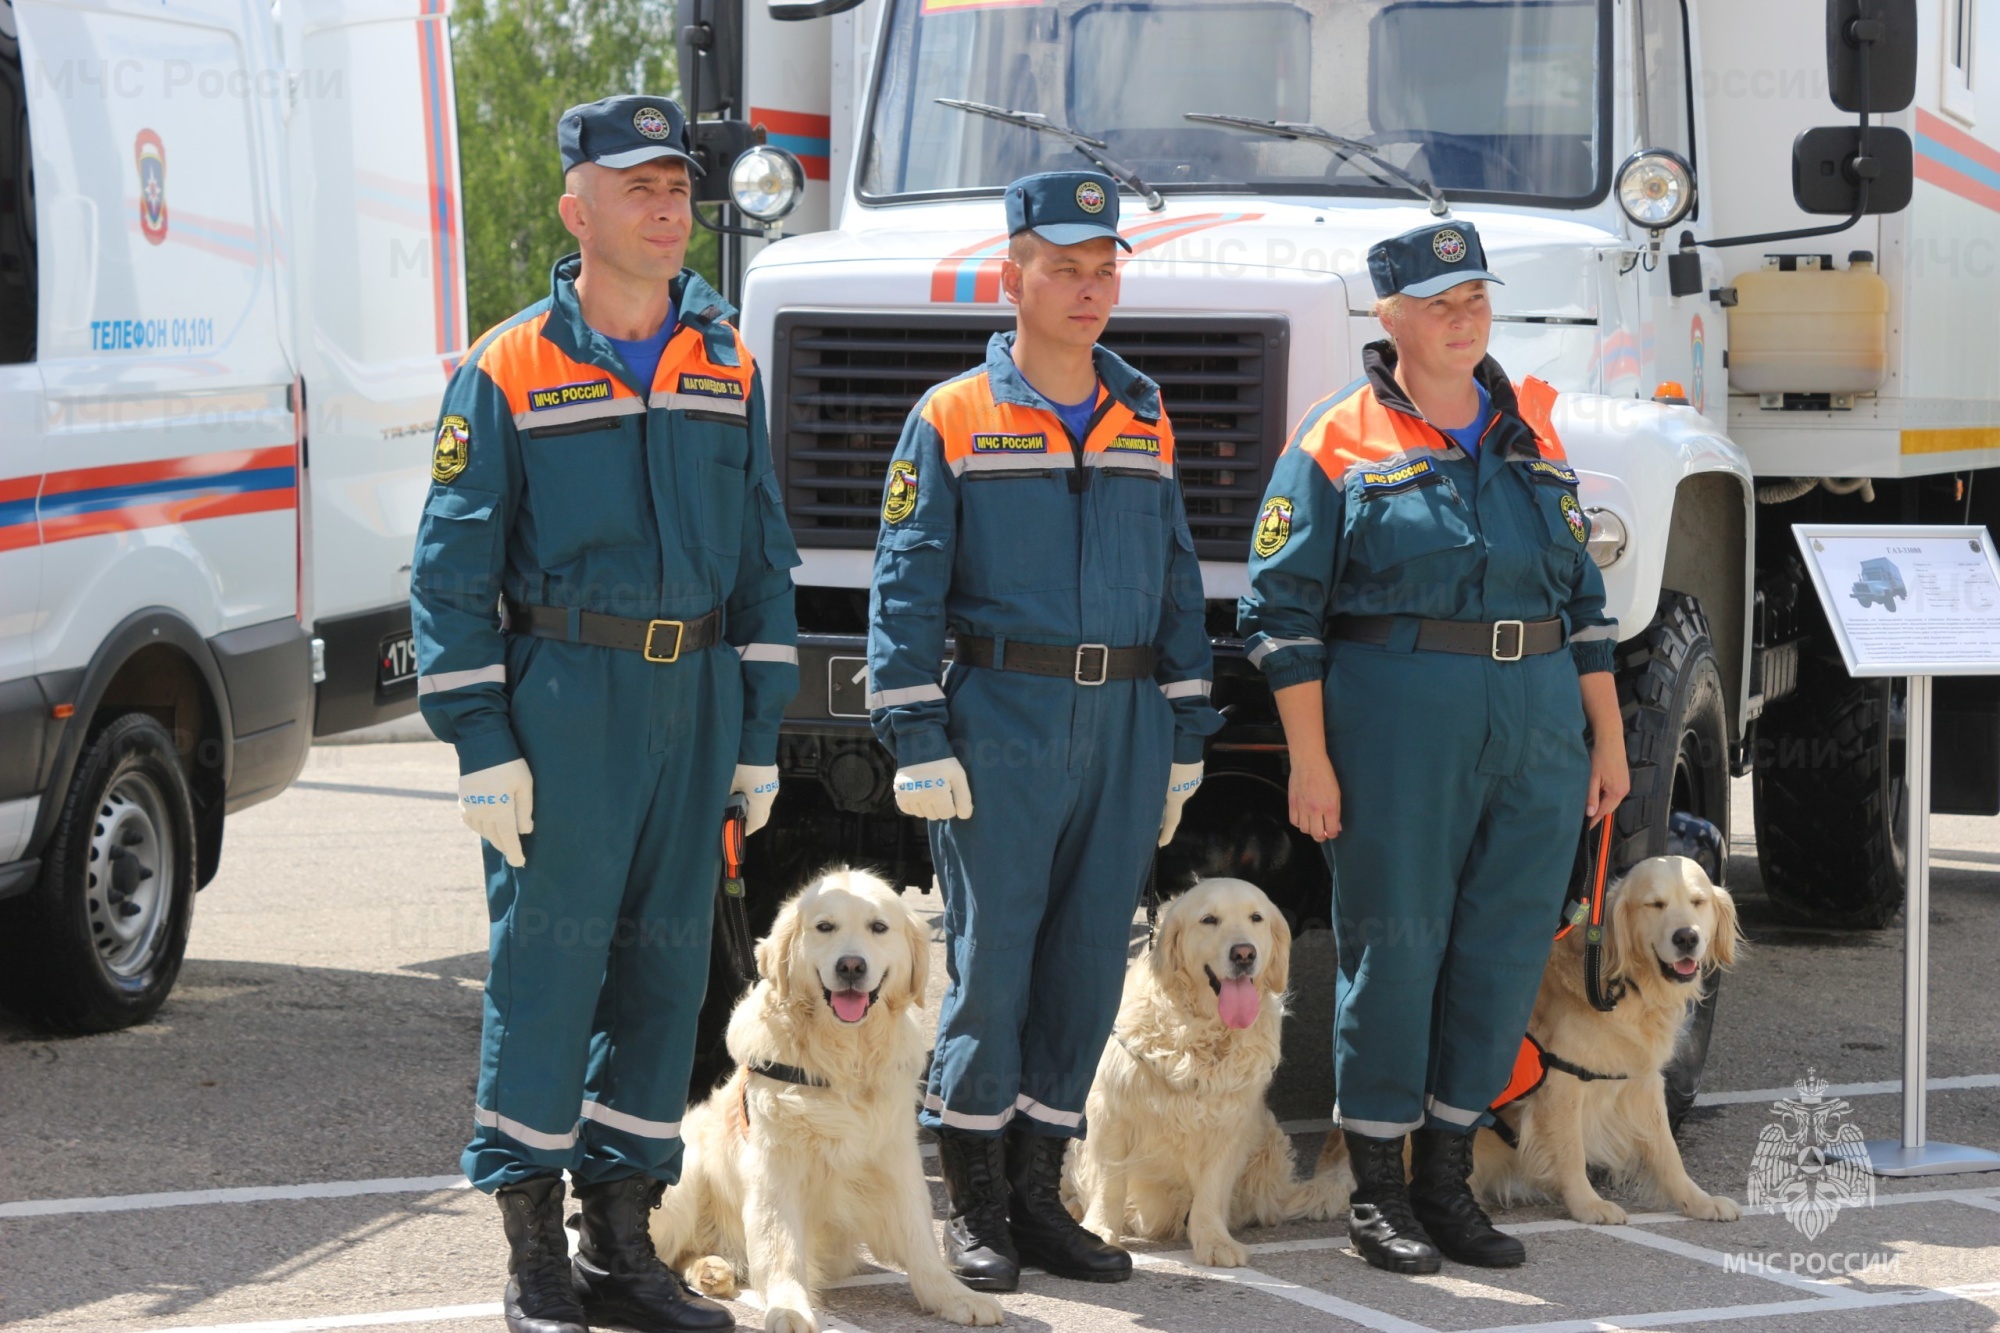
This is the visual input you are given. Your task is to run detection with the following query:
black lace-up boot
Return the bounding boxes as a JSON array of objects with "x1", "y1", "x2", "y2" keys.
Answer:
[
  {"x1": 494, "y1": 1176, "x2": 587, "y2": 1333},
  {"x1": 570, "y1": 1176, "x2": 736, "y2": 1332},
  {"x1": 1344, "y1": 1129, "x2": 1442, "y2": 1274},
  {"x1": 1004, "y1": 1123, "x2": 1131, "y2": 1283},
  {"x1": 936, "y1": 1129, "x2": 1020, "y2": 1291},
  {"x1": 1409, "y1": 1125, "x2": 1526, "y2": 1267}
]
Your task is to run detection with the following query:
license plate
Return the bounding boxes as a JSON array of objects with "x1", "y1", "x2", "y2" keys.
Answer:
[
  {"x1": 378, "y1": 631, "x2": 418, "y2": 690},
  {"x1": 827, "y1": 655, "x2": 869, "y2": 717}
]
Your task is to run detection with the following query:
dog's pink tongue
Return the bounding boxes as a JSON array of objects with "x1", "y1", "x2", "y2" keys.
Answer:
[
  {"x1": 1217, "y1": 977, "x2": 1260, "y2": 1029},
  {"x1": 830, "y1": 989, "x2": 869, "y2": 1023},
  {"x1": 1673, "y1": 957, "x2": 1700, "y2": 977}
]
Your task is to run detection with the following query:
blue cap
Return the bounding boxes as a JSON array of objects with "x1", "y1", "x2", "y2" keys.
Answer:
[
  {"x1": 559, "y1": 94, "x2": 703, "y2": 176},
  {"x1": 1367, "y1": 220, "x2": 1504, "y2": 298},
  {"x1": 1004, "y1": 171, "x2": 1132, "y2": 251}
]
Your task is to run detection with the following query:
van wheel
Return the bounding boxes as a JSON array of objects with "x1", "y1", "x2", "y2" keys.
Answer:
[
  {"x1": 0, "y1": 714, "x2": 198, "y2": 1033},
  {"x1": 1752, "y1": 649, "x2": 1904, "y2": 929},
  {"x1": 1613, "y1": 592, "x2": 1731, "y2": 1133}
]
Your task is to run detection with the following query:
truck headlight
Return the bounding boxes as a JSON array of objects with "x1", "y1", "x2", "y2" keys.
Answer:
[
  {"x1": 1585, "y1": 508, "x2": 1627, "y2": 569},
  {"x1": 729, "y1": 145, "x2": 805, "y2": 223},
  {"x1": 1615, "y1": 149, "x2": 1695, "y2": 232}
]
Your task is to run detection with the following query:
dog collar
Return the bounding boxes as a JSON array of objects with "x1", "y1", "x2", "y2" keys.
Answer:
[{"x1": 747, "y1": 1059, "x2": 829, "y2": 1088}]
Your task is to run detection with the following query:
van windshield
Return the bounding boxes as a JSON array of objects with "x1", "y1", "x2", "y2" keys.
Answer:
[{"x1": 859, "y1": 0, "x2": 1608, "y2": 206}]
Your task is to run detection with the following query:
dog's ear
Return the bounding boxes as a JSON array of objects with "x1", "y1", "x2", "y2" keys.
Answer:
[
  {"x1": 898, "y1": 899, "x2": 931, "y2": 1006},
  {"x1": 1262, "y1": 904, "x2": 1292, "y2": 996},
  {"x1": 757, "y1": 894, "x2": 807, "y2": 1002},
  {"x1": 1150, "y1": 893, "x2": 1188, "y2": 985},
  {"x1": 1600, "y1": 875, "x2": 1636, "y2": 985},
  {"x1": 1707, "y1": 882, "x2": 1743, "y2": 971}
]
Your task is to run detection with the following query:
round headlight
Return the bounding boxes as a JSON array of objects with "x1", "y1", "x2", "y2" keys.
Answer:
[
  {"x1": 1615, "y1": 149, "x2": 1695, "y2": 232},
  {"x1": 1585, "y1": 507, "x2": 1628, "y2": 569},
  {"x1": 729, "y1": 145, "x2": 805, "y2": 223}
]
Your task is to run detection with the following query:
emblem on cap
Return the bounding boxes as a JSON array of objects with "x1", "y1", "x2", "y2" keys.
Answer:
[
  {"x1": 1075, "y1": 180, "x2": 1107, "y2": 214},
  {"x1": 1433, "y1": 228, "x2": 1468, "y2": 264},
  {"x1": 632, "y1": 106, "x2": 672, "y2": 140}
]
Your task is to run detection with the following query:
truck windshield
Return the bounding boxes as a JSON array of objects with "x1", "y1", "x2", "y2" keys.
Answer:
[{"x1": 859, "y1": 0, "x2": 1608, "y2": 206}]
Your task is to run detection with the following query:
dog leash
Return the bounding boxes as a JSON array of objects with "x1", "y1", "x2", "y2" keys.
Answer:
[
  {"x1": 1573, "y1": 813, "x2": 1625, "y2": 1013},
  {"x1": 715, "y1": 795, "x2": 758, "y2": 988}
]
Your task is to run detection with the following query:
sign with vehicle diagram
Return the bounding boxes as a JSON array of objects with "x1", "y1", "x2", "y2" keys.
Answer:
[{"x1": 1794, "y1": 524, "x2": 2000, "y2": 677}]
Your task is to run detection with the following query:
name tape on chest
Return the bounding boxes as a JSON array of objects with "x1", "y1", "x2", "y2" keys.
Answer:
[
  {"x1": 1523, "y1": 458, "x2": 1581, "y2": 486},
  {"x1": 970, "y1": 431, "x2": 1048, "y2": 454},
  {"x1": 1105, "y1": 433, "x2": 1161, "y2": 456},
  {"x1": 677, "y1": 372, "x2": 746, "y2": 400},
  {"x1": 528, "y1": 379, "x2": 614, "y2": 412},
  {"x1": 1355, "y1": 456, "x2": 1438, "y2": 493}
]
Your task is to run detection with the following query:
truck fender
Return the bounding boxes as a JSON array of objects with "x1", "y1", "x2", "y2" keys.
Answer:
[{"x1": 1553, "y1": 394, "x2": 1756, "y2": 742}]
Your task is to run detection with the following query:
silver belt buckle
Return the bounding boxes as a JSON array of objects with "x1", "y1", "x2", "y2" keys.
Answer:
[
  {"x1": 1075, "y1": 643, "x2": 1110, "y2": 685},
  {"x1": 1491, "y1": 619, "x2": 1526, "y2": 662}
]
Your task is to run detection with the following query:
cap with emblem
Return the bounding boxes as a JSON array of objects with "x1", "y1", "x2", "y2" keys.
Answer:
[
  {"x1": 558, "y1": 94, "x2": 704, "y2": 176},
  {"x1": 1367, "y1": 220, "x2": 1504, "y2": 299},
  {"x1": 1004, "y1": 171, "x2": 1132, "y2": 251}
]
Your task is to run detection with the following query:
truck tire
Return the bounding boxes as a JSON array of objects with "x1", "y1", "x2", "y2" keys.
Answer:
[
  {"x1": 1612, "y1": 592, "x2": 1731, "y2": 1132},
  {"x1": 1752, "y1": 652, "x2": 1904, "y2": 929},
  {"x1": 0, "y1": 714, "x2": 198, "y2": 1033}
]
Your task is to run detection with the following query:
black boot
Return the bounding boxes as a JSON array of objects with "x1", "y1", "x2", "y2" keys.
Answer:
[
  {"x1": 571, "y1": 1176, "x2": 736, "y2": 1332},
  {"x1": 935, "y1": 1129, "x2": 1021, "y2": 1292},
  {"x1": 1004, "y1": 1123, "x2": 1131, "y2": 1283},
  {"x1": 1343, "y1": 1130, "x2": 1442, "y2": 1275},
  {"x1": 1409, "y1": 1125, "x2": 1525, "y2": 1268},
  {"x1": 495, "y1": 1176, "x2": 587, "y2": 1333}
]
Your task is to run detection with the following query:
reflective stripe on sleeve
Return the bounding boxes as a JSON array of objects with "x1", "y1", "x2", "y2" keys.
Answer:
[
  {"x1": 1569, "y1": 623, "x2": 1619, "y2": 642},
  {"x1": 1158, "y1": 678, "x2": 1212, "y2": 700},
  {"x1": 736, "y1": 643, "x2": 800, "y2": 665},
  {"x1": 472, "y1": 1105, "x2": 578, "y2": 1151},
  {"x1": 578, "y1": 1100, "x2": 682, "y2": 1140},
  {"x1": 420, "y1": 664, "x2": 506, "y2": 695},
  {"x1": 867, "y1": 682, "x2": 946, "y2": 709},
  {"x1": 1245, "y1": 636, "x2": 1322, "y2": 667}
]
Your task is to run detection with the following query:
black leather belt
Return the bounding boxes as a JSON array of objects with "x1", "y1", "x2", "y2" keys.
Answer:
[
  {"x1": 1329, "y1": 615, "x2": 1564, "y2": 662},
  {"x1": 955, "y1": 635, "x2": 1156, "y2": 685},
  {"x1": 505, "y1": 600, "x2": 722, "y2": 663}
]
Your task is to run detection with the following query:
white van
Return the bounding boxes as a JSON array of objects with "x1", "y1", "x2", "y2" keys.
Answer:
[{"x1": 0, "y1": 0, "x2": 464, "y2": 1031}]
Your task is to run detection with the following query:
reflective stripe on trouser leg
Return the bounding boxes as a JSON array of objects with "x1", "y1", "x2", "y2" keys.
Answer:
[
  {"x1": 1426, "y1": 712, "x2": 1588, "y2": 1128},
  {"x1": 1321, "y1": 642, "x2": 1490, "y2": 1136}
]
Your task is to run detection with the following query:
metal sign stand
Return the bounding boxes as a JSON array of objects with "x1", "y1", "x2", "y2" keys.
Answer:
[{"x1": 1859, "y1": 673, "x2": 2000, "y2": 1176}]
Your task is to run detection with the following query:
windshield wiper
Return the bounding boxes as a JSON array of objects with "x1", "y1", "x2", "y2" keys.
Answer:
[
  {"x1": 1184, "y1": 113, "x2": 1449, "y2": 216},
  {"x1": 937, "y1": 99, "x2": 1166, "y2": 212}
]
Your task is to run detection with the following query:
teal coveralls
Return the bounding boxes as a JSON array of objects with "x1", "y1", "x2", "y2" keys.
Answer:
[
  {"x1": 411, "y1": 257, "x2": 800, "y2": 1191},
  {"x1": 1238, "y1": 342, "x2": 1617, "y2": 1137},
  {"x1": 868, "y1": 334, "x2": 1223, "y2": 1138}
]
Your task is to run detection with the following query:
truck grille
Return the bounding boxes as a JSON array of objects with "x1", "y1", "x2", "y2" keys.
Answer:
[{"x1": 770, "y1": 310, "x2": 1289, "y2": 562}]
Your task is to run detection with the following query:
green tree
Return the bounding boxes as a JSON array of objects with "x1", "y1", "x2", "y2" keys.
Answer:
[{"x1": 451, "y1": 0, "x2": 720, "y2": 335}]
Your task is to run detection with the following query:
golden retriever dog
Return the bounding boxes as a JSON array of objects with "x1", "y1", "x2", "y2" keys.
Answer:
[
  {"x1": 649, "y1": 868, "x2": 1002, "y2": 1333},
  {"x1": 1065, "y1": 878, "x2": 1352, "y2": 1268},
  {"x1": 1467, "y1": 854, "x2": 1746, "y2": 1225}
]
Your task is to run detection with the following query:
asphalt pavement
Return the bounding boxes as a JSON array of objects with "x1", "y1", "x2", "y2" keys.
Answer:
[{"x1": 3, "y1": 737, "x2": 1998, "y2": 1333}]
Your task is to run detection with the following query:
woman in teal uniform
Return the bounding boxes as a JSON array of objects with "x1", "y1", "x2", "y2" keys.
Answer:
[{"x1": 1238, "y1": 220, "x2": 1629, "y2": 1273}]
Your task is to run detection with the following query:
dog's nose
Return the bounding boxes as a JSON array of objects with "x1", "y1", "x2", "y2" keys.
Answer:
[
  {"x1": 1671, "y1": 927, "x2": 1700, "y2": 954},
  {"x1": 834, "y1": 955, "x2": 869, "y2": 986},
  {"x1": 1229, "y1": 942, "x2": 1257, "y2": 972}
]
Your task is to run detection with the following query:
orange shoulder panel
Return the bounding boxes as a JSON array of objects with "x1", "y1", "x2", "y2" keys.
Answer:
[
  {"x1": 1295, "y1": 384, "x2": 1435, "y2": 484},
  {"x1": 476, "y1": 316, "x2": 640, "y2": 417},
  {"x1": 1513, "y1": 377, "x2": 1567, "y2": 460}
]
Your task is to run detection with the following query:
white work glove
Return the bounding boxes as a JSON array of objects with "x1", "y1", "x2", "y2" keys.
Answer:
[
  {"x1": 1158, "y1": 762, "x2": 1204, "y2": 847},
  {"x1": 459, "y1": 757, "x2": 534, "y2": 868},
  {"x1": 731, "y1": 764, "x2": 780, "y2": 836},
  {"x1": 893, "y1": 756, "x2": 974, "y2": 821}
]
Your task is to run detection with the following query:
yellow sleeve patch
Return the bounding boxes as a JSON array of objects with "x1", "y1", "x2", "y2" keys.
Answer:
[
  {"x1": 432, "y1": 415, "x2": 470, "y2": 484},
  {"x1": 883, "y1": 459, "x2": 918, "y2": 522}
]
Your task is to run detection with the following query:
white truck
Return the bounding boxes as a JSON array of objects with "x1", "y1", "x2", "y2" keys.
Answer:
[
  {"x1": 673, "y1": 0, "x2": 1997, "y2": 1112},
  {"x1": 0, "y1": 0, "x2": 462, "y2": 1031}
]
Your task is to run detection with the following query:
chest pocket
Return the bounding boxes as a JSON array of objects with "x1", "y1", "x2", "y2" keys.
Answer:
[
  {"x1": 1097, "y1": 472, "x2": 1166, "y2": 597},
  {"x1": 676, "y1": 411, "x2": 752, "y2": 555},
  {"x1": 1346, "y1": 474, "x2": 1477, "y2": 575},
  {"x1": 520, "y1": 416, "x2": 651, "y2": 569},
  {"x1": 957, "y1": 471, "x2": 1078, "y2": 597}
]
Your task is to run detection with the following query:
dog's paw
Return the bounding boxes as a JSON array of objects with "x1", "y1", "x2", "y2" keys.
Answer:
[
  {"x1": 1191, "y1": 1234, "x2": 1250, "y2": 1268},
  {"x1": 1684, "y1": 1192, "x2": 1741, "y2": 1222},
  {"x1": 764, "y1": 1306, "x2": 817, "y2": 1333},
  {"x1": 1569, "y1": 1196, "x2": 1627, "y2": 1226},
  {"x1": 1081, "y1": 1217, "x2": 1121, "y2": 1247},
  {"x1": 929, "y1": 1287, "x2": 1005, "y2": 1326},
  {"x1": 684, "y1": 1255, "x2": 738, "y2": 1299}
]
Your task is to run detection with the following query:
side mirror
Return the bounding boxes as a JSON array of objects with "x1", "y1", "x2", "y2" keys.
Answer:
[
  {"x1": 690, "y1": 120, "x2": 759, "y2": 204},
  {"x1": 1826, "y1": 0, "x2": 1916, "y2": 113},
  {"x1": 769, "y1": 0, "x2": 867, "y2": 16},
  {"x1": 1793, "y1": 125, "x2": 1914, "y2": 214},
  {"x1": 677, "y1": 0, "x2": 742, "y2": 116}
]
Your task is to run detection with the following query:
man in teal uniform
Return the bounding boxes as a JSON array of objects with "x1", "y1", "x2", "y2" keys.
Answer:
[
  {"x1": 412, "y1": 94, "x2": 798, "y2": 1333},
  {"x1": 868, "y1": 172, "x2": 1223, "y2": 1291}
]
